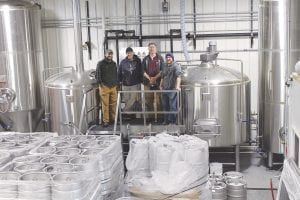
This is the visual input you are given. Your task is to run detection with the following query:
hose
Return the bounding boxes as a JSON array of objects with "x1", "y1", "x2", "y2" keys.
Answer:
[
  {"x1": 270, "y1": 178, "x2": 275, "y2": 200},
  {"x1": 180, "y1": 0, "x2": 191, "y2": 62}
]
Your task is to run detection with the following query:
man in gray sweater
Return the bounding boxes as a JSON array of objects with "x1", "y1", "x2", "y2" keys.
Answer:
[{"x1": 159, "y1": 52, "x2": 181, "y2": 124}]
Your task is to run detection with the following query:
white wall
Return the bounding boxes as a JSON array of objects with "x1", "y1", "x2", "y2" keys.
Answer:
[{"x1": 37, "y1": 0, "x2": 259, "y2": 112}]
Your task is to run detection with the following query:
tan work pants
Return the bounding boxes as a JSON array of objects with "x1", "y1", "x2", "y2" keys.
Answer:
[{"x1": 99, "y1": 85, "x2": 117, "y2": 123}]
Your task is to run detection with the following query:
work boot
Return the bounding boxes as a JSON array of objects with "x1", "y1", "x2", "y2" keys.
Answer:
[{"x1": 102, "y1": 122, "x2": 109, "y2": 127}]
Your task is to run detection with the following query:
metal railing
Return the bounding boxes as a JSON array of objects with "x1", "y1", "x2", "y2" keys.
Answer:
[{"x1": 113, "y1": 89, "x2": 181, "y2": 132}]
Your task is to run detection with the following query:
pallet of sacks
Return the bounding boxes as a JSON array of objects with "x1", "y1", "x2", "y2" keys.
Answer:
[{"x1": 125, "y1": 133, "x2": 210, "y2": 200}]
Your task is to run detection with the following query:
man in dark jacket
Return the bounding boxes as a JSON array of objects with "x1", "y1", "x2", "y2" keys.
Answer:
[
  {"x1": 159, "y1": 52, "x2": 181, "y2": 124},
  {"x1": 118, "y1": 47, "x2": 143, "y2": 114},
  {"x1": 96, "y1": 49, "x2": 118, "y2": 127},
  {"x1": 142, "y1": 42, "x2": 165, "y2": 119}
]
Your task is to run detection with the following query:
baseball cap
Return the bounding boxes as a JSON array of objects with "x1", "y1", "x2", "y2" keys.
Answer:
[{"x1": 105, "y1": 49, "x2": 113, "y2": 54}]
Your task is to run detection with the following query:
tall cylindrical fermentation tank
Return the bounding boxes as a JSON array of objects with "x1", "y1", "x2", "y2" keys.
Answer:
[
  {"x1": 287, "y1": 71, "x2": 300, "y2": 163},
  {"x1": 287, "y1": 0, "x2": 300, "y2": 161},
  {"x1": 45, "y1": 70, "x2": 97, "y2": 135},
  {"x1": 289, "y1": 0, "x2": 300, "y2": 69},
  {"x1": 258, "y1": 0, "x2": 299, "y2": 156},
  {"x1": 0, "y1": 0, "x2": 44, "y2": 132},
  {"x1": 181, "y1": 43, "x2": 251, "y2": 146}
]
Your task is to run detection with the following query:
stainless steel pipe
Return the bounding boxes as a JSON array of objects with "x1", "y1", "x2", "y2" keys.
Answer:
[{"x1": 72, "y1": 0, "x2": 84, "y2": 74}]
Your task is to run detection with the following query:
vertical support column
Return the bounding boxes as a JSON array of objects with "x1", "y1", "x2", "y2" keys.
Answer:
[
  {"x1": 116, "y1": 34, "x2": 120, "y2": 65},
  {"x1": 250, "y1": 0, "x2": 254, "y2": 48},
  {"x1": 85, "y1": 0, "x2": 92, "y2": 60},
  {"x1": 113, "y1": 92, "x2": 121, "y2": 132},
  {"x1": 268, "y1": 152, "x2": 273, "y2": 168},
  {"x1": 141, "y1": 85, "x2": 147, "y2": 126},
  {"x1": 28, "y1": 111, "x2": 33, "y2": 132},
  {"x1": 138, "y1": 0, "x2": 143, "y2": 47},
  {"x1": 192, "y1": 0, "x2": 197, "y2": 50},
  {"x1": 72, "y1": 0, "x2": 84, "y2": 73},
  {"x1": 170, "y1": 31, "x2": 174, "y2": 53},
  {"x1": 104, "y1": 31, "x2": 109, "y2": 50},
  {"x1": 235, "y1": 145, "x2": 240, "y2": 172}
]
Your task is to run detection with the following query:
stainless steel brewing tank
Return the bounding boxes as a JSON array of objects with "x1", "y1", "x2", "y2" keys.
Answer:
[
  {"x1": 259, "y1": 0, "x2": 290, "y2": 154},
  {"x1": 0, "y1": 0, "x2": 44, "y2": 132},
  {"x1": 45, "y1": 70, "x2": 97, "y2": 135},
  {"x1": 181, "y1": 62, "x2": 251, "y2": 146},
  {"x1": 0, "y1": 0, "x2": 43, "y2": 111}
]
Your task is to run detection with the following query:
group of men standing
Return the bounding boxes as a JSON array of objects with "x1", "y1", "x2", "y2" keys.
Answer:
[{"x1": 95, "y1": 42, "x2": 181, "y2": 127}]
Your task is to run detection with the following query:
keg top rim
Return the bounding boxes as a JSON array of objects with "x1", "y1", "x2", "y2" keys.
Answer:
[
  {"x1": 45, "y1": 70, "x2": 96, "y2": 90},
  {"x1": 181, "y1": 63, "x2": 250, "y2": 85}
]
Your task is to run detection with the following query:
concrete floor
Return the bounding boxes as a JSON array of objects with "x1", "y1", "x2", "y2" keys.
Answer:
[{"x1": 241, "y1": 153, "x2": 280, "y2": 200}]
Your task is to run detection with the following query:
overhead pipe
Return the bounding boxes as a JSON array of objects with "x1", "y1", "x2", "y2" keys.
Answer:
[
  {"x1": 72, "y1": 0, "x2": 84, "y2": 73},
  {"x1": 41, "y1": 13, "x2": 258, "y2": 28},
  {"x1": 104, "y1": 12, "x2": 258, "y2": 20},
  {"x1": 104, "y1": 30, "x2": 135, "y2": 64},
  {"x1": 104, "y1": 29, "x2": 258, "y2": 59},
  {"x1": 105, "y1": 29, "x2": 258, "y2": 62},
  {"x1": 105, "y1": 30, "x2": 258, "y2": 40},
  {"x1": 104, "y1": 11, "x2": 258, "y2": 18},
  {"x1": 41, "y1": 12, "x2": 258, "y2": 25}
]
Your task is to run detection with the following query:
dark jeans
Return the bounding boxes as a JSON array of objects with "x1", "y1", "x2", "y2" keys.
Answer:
[{"x1": 161, "y1": 91, "x2": 177, "y2": 124}]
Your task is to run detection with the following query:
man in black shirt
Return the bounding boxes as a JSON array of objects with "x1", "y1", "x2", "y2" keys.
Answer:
[{"x1": 118, "y1": 47, "x2": 143, "y2": 115}]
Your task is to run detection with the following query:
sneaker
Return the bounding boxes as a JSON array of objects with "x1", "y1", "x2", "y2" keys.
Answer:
[{"x1": 102, "y1": 122, "x2": 109, "y2": 127}]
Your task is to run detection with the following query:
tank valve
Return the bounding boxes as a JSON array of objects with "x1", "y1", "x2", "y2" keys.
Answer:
[{"x1": 0, "y1": 88, "x2": 16, "y2": 113}]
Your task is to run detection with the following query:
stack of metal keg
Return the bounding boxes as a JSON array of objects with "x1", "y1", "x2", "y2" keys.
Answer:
[
  {"x1": 0, "y1": 132, "x2": 124, "y2": 200},
  {"x1": 209, "y1": 171, "x2": 247, "y2": 200}
]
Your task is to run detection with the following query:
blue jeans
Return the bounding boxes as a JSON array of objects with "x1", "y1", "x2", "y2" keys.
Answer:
[{"x1": 161, "y1": 92, "x2": 177, "y2": 124}]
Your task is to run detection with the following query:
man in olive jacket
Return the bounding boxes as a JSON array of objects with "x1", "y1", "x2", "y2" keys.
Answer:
[{"x1": 96, "y1": 49, "x2": 118, "y2": 127}]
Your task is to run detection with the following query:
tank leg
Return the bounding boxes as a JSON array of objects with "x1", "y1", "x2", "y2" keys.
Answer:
[
  {"x1": 28, "y1": 111, "x2": 33, "y2": 132},
  {"x1": 235, "y1": 145, "x2": 240, "y2": 172},
  {"x1": 268, "y1": 152, "x2": 273, "y2": 168}
]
